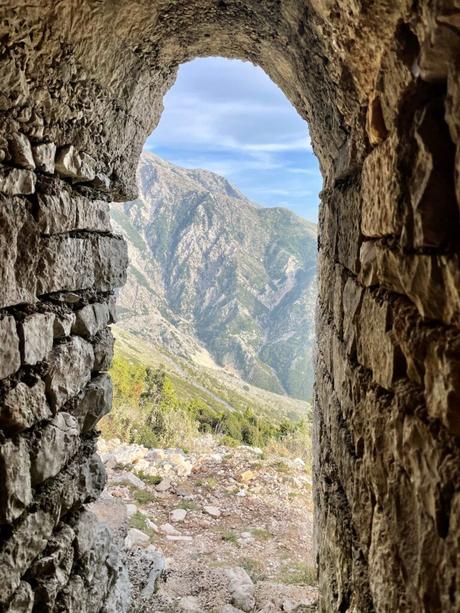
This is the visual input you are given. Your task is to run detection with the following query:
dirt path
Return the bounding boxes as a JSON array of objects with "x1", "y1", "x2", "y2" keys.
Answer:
[{"x1": 92, "y1": 439, "x2": 318, "y2": 612}]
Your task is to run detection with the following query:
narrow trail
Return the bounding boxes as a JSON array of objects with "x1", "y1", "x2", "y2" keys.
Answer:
[{"x1": 92, "y1": 438, "x2": 318, "y2": 612}]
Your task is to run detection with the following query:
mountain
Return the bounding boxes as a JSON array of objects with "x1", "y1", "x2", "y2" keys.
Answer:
[{"x1": 111, "y1": 152, "x2": 317, "y2": 400}]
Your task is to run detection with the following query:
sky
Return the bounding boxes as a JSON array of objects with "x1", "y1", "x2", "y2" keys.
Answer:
[{"x1": 144, "y1": 57, "x2": 322, "y2": 222}]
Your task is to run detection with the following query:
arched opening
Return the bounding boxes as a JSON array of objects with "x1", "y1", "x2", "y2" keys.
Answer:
[
  {"x1": 0, "y1": 3, "x2": 459, "y2": 612},
  {"x1": 99, "y1": 56, "x2": 321, "y2": 609}
]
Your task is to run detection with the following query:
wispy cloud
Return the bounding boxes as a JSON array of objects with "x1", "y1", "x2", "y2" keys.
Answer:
[{"x1": 144, "y1": 57, "x2": 321, "y2": 221}]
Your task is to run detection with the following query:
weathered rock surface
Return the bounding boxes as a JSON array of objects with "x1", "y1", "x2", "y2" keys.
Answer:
[{"x1": 0, "y1": 2, "x2": 459, "y2": 611}]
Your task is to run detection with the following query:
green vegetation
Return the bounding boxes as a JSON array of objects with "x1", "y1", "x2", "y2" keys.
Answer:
[
  {"x1": 221, "y1": 530, "x2": 238, "y2": 545},
  {"x1": 280, "y1": 562, "x2": 317, "y2": 586},
  {"x1": 100, "y1": 352, "x2": 311, "y2": 458},
  {"x1": 133, "y1": 489, "x2": 155, "y2": 505}
]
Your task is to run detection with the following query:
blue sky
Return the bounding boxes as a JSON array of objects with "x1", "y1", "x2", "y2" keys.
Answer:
[{"x1": 144, "y1": 57, "x2": 321, "y2": 222}]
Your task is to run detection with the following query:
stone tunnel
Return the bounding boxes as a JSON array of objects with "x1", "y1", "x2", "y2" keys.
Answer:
[{"x1": 0, "y1": 1, "x2": 459, "y2": 611}]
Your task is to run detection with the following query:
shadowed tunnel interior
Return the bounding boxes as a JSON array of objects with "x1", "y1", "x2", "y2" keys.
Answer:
[{"x1": 0, "y1": 2, "x2": 459, "y2": 611}]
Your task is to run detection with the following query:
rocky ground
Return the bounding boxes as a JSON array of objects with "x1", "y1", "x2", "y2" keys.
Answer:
[{"x1": 91, "y1": 437, "x2": 318, "y2": 612}]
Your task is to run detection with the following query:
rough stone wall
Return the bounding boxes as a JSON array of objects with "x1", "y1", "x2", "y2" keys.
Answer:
[{"x1": 0, "y1": 1, "x2": 459, "y2": 612}]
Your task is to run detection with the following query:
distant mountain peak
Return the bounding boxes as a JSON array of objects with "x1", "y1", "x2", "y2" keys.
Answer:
[{"x1": 113, "y1": 153, "x2": 317, "y2": 401}]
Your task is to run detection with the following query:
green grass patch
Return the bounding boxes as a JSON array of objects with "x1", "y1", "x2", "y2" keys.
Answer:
[
  {"x1": 251, "y1": 527, "x2": 272, "y2": 541},
  {"x1": 221, "y1": 530, "x2": 238, "y2": 545},
  {"x1": 135, "y1": 471, "x2": 162, "y2": 486},
  {"x1": 133, "y1": 489, "x2": 155, "y2": 505},
  {"x1": 280, "y1": 562, "x2": 317, "y2": 586}
]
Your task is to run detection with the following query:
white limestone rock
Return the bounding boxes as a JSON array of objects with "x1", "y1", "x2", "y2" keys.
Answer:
[
  {"x1": 74, "y1": 374, "x2": 112, "y2": 432},
  {"x1": 72, "y1": 302, "x2": 110, "y2": 338},
  {"x1": 45, "y1": 336, "x2": 94, "y2": 410},
  {"x1": 55, "y1": 145, "x2": 96, "y2": 181},
  {"x1": 0, "y1": 437, "x2": 32, "y2": 524},
  {"x1": 30, "y1": 413, "x2": 80, "y2": 485},
  {"x1": 53, "y1": 311, "x2": 76, "y2": 338},
  {"x1": 170, "y1": 508, "x2": 187, "y2": 522},
  {"x1": 32, "y1": 142, "x2": 56, "y2": 173},
  {"x1": 9, "y1": 133, "x2": 35, "y2": 170},
  {"x1": 19, "y1": 312, "x2": 55, "y2": 366},
  {"x1": 204, "y1": 505, "x2": 221, "y2": 518},
  {"x1": 0, "y1": 196, "x2": 38, "y2": 309},
  {"x1": 0, "y1": 167, "x2": 35, "y2": 195},
  {"x1": 4, "y1": 581, "x2": 34, "y2": 613},
  {"x1": 1, "y1": 379, "x2": 51, "y2": 432},
  {"x1": 0, "y1": 316, "x2": 21, "y2": 379},
  {"x1": 124, "y1": 528, "x2": 150, "y2": 549},
  {"x1": 224, "y1": 567, "x2": 255, "y2": 613}
]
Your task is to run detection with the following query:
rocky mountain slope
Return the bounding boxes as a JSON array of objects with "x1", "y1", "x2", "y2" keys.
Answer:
[{"x1": 112, "y1": 153, "x2": 317, "y2": 400}]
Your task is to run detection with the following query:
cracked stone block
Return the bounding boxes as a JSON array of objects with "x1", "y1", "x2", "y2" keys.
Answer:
[
  {"x1": 424, "y1": 339, "x2": 460, "y2": 435},
  {"x1": 4, "y1": 581, "x2": 34, "y2": 613},
  {"x1": 0, "y1": 378, "x2": 51, "y2": 432},
  {"x1": 92, "y1": 235, "x2": 128, "y2": 291},
  {"x1": 0, "y1": 167, "x2": 35, "y2": 195},
  {"x1": 36, "y1": 190, "x2": 111, "y2": 234},
  {"x1": 30, "y1": 524, "x2": 75, "y2": 609},
  {"x1": 32, "y1": 142, "x2": 56, "y2": 173},
  {"x1": 0, "y1": 437, "x2": 32, "y2": 524},
  {"x1": 45, "y1": 336, "x2": 94, "y2": 410},
  {"x1": 31, "y1": 412, "x2": 80, "y2": 485},
  {"x1": 93, "y1": 327, "x2": 114, "y2": 372},
  {"x1": 72, "y1": 303, "x2": 110, "y2": 338},
  {"x1": 9, "y1": 133, "x2": 35, "y2": 170},
  {"x1": 0, "y1": 196, "x2": 38, "y2": 309},
  {"x1": 361, "y1": 133, "x2": 400, "y2": 237},
  {"x1": 0, "y1": 316, "x2": 21, "y2": 379},
  {"x1": 74, "y1": 374, "x2": 112, "y2": 431},
  {"x1": 54, "y1": 145, "x2": 96, "y2": 181},
  {"x1": 0, "y1": 509, "x2": 55, "y2": 604},
  {"x1": 37, "y1": 236, "x2": 95, "y2": 295},
  {"x1": 53, "y1": 311, "x2": 76, "y2": 338},
  {"x1": 356, "y1": 292, "x2": 404, "y2": 389},
  {"x1": 19, "y1": 312, "x2": 55, "y2": 366},
  {"x1": 37, "y1": 234, "x2": 127, "y2": 295}
]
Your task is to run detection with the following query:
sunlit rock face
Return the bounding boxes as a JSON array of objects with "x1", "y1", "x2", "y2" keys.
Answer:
[{"x1": 0, "y1": 1, "x2": 459, "y2": 611}]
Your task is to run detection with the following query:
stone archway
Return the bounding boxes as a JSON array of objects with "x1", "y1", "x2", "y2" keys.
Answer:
[{"x1": 0, "y1": 2, "x2": 459, "y2": 611}]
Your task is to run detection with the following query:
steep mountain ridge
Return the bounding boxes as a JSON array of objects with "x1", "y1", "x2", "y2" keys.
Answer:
[{"x1": 112, "y1": 152, "x2": 317, "y2": 400}]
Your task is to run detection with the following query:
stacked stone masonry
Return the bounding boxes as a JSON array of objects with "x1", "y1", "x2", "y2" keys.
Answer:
[{"x1": 0, "y1": 1, "x2": 459, "y2": 612}]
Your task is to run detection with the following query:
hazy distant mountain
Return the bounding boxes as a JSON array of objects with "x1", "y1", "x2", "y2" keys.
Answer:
[{"x1": 112, "y1": 152, "x2": 317, "y2": 400}]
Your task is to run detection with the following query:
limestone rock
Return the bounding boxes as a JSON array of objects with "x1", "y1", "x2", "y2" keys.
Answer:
[
  {"x1": 9, "y1": 133, "x2": 35, "y2": 170},
  {"x1": 0, "y1": 437, "x2": 32, "y2": 524},
  {"x1": 93, "y1": 327, "x2": 115, "y2": 372},
  {"x1": 72, "y1": 302, "x2": 110, "y2": 338},
  {"x1": 140, "y1": 545, "x2": 166, "y2": 598},
  {"x1": 204, "y1": 505, "x2": 221, "y2": 518},
  {"x1": 126, "y1": 504, "x2": 137, "y2": 518},
  {"x1": 74, "y1": 374, "x2": 113, "y2": 432},
  {"x1": 125, "y1": 528, "x2": 150, "y2": 549},
  {"x1": 31, "y1": 412, "x2": 80, "y2": 485},
  {"x1": 45, "y1": 336, "x2": 94, "y2": 410},
  {"x1": 37, "y1": 189, "x2": 111, "y2": 234},
  {"x1": 53, "y1": 311, "x2": 76, "y2": 338},
  {"x1": 0, "y1": 378, "x2": 51, "y2": 431},
  {"x1": 224, "y1": 567, "x2": 255, "y2": 612},
  {"x1": 170, "y1": 508, "x2": 187, "y2": 522},
  {"x1": 0, "y1": 196, "x2": 38, "y2": 308},
  {"x1": 4, "y1": 581, "x2": 34, "y2": 613},
  {"x1": 0, "y1": 316, "x2": 21, "y2": 379},
  {"x1": 160, "y1": 522, "x2": 181, "y2": 536},
  {"x1": 179, "y1": 596, "x2": 202, "y2": 612},
  {"x1": 54, "y1": 145, "x2": 96, "y2": 181},
  {"x1": 32, "y1": 142, "x2": 56, "y2": 173},
  {"x1": 0, "y1": 167, "x2": 35, "y2": 195},
  {"x1": 30, "y1": 524, "x2": 75, "y2": 609},
  {"x1": 0, "y1": 509, "x2": 55, "y2": 603},
  {"x1": 19, "y1": 312, "x2": 55, "y2": 365}
]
